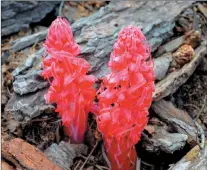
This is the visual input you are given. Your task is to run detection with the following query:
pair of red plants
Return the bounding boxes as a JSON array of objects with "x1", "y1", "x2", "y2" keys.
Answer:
[{"x1": 42, "y1": 17, "x2": 155, "y2": 170}]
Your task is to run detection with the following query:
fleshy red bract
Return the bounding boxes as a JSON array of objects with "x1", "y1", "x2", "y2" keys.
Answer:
[
  {"x1": 97, "y1": 25, "x2": 155, "y2": 170},
  {"x1": 42, "y1": 17, "x2": 96, "y2": 143}
]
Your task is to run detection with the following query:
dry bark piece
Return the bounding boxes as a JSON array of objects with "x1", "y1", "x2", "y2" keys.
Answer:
[
  {"x1": 2, "y1": 138, "x2": 63, "y2": 170},
  {"x1": 1, "y1": 1, "x2": 60, "y2": 36},
  {"x1": 151, "y1": 99, "x2": 198, "y2": 144},
  {"x1": 13, "y1": 69, "x2": 49, "y2": 95},
  {"x1": 169, "y1": 141, "x2": 207, "y2": 170},
  {"x1": 5, "y1": 88, "x2": 55, "y2": 122},
  {"x1": 12, "y1": 1, "x2": 194, "y2": 78},
  {"x1": 10, "y1": 29, "x2": 48, "y2": 52},
  {"x1": 154, "y1": 53, "x2": 173, "y2": 80},
  {"x1": 142, "y1": 125, "x2": 188, "y2": 154},
  {"x1": 12, "y1": 47, "x2": 45, "y2": 77},
  {"x1": 44, "y1": 141, "x2": 88, "y2": 170},
  {"x1": 153, "y1": 42, "x2": 207, "y2": 101}
]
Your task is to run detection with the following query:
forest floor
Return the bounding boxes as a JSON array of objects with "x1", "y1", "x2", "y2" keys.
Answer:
[{"x1": 1, "y1": 1, "x2": 207, "y2": 170}]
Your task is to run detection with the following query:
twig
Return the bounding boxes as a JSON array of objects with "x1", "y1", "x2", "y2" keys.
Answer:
[
  {"x1": 136, "y1": 158, "x2": 141, "y2": 170},
  {"x1": 101, "y1": 144, "x2": 111, "y2": 169},
  {"x1": 95, "y1": 165, "x2": 110, "y2": 170},
  {"x1": 30, "y1": 117, "x2": 54, "y2": 123},
  {"x1": 79, "y1": 140, "x2": 98, "y2": 170},
  {"x1": 59, "y1": 0, "x2": 65, "y2": 17},
  {"x1": 74, "y1": 160, "x2": 82, "y2": 170}
]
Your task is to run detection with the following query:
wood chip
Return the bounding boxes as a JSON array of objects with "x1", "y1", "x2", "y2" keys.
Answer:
[{"x1": 2, "y1": 138, "x2": 63, "y2": 170}]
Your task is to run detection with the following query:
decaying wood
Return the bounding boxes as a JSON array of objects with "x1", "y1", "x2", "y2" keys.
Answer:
[
  {"x1": 5, "y1": 88, "x2": 55, "y2": 122},
  {"x1": 151, "y1": 99, "x2": 198, "y2": 144},
  {"x1": 13, "y1": 69, "x2": 49, "y2": 95},
  {"x1": 142, "y1": 124, "x2": 188, "y2": 154},
  {"x1": 154, "y1": 53, "x2": 173, "y2": 80},
  {"x1": 44, "y1": 141, "x2": 88, "y2": 170},
  {"x1": 169, "y1": 141, "x2": 207, "y2": 170},
  {"x1": 70, "y1": 1, "x2": 194, "y2": 74},
  {"x1": 2, "y1": 138, "x2": 63, "y2": 170},
  {"x1": 153, "y1": 42, "x2": 207, "y2": 101},
  {"x1": 13, "y1": 1, "x2": 194, "y2": 75},
  {"x1": 1, "y1": 1, "x2": 60, "y2": 36},
  {"x1": 10, "y1": 29, "x2": 48, "y2": 52},
  {"x1": 12, "y1": 47, "x2": 45, "y2": 77}
]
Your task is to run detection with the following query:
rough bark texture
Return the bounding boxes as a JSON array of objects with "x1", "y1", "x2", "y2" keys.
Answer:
[
  {"x1": 5, "y1": 88, "x2": 54, "y2": 122},
  {"x1": 142, "y1": 125, "x2": 188, "y2": 154},
  {"x1": 154, "y1": 53, "x2": 173, "y2": 80},
  {"x1": 151, "y1": 99, "x2": 198, "y2": 144},
  {"x1": 169, "y1": 143, "x2": 207, "y2": 170},
  {"x1": 10, "y1": 29, "x2": 48, "y2": 52},
  {"x1": 44, "y1": 142, "x2": 88, "y2": 170},
  {"x1": 73, "y1": 1, "x2": 193, "y2": 74},
  {"x1": 1, "y1": 1, "x2": 60, "y2": 36},
  {"x1": 2, "y1": 138, "x2": 63, "y2": 170}
]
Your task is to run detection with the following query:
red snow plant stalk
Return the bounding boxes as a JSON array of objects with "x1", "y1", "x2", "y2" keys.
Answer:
[
  {"x1": 42, "y1": 17, "x2": 96, "y2": 143},
  {"x1": 97, "y1": 26, "x2": 155, "y2": 170}
]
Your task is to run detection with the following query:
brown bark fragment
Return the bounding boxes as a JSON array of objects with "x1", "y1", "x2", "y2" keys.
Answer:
[{"x1": 2, "y1": 138, "x2": 63, "y2": 170}]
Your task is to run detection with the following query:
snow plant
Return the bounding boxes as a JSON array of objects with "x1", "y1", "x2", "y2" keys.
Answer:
[
  {"x1": 96, "y1": 26, "x2": 155, "y2": 170},
  {"x1": 42, "y1": 17, "x2": 97, "y2": 143},
  {"x1": 42, "y1": 17, "x2": 155, "y2": 170}
]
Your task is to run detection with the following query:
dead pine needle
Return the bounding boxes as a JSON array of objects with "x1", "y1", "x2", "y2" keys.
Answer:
[{"x1": 79, "y1": 140, "x2": 99, "y2": 170}]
